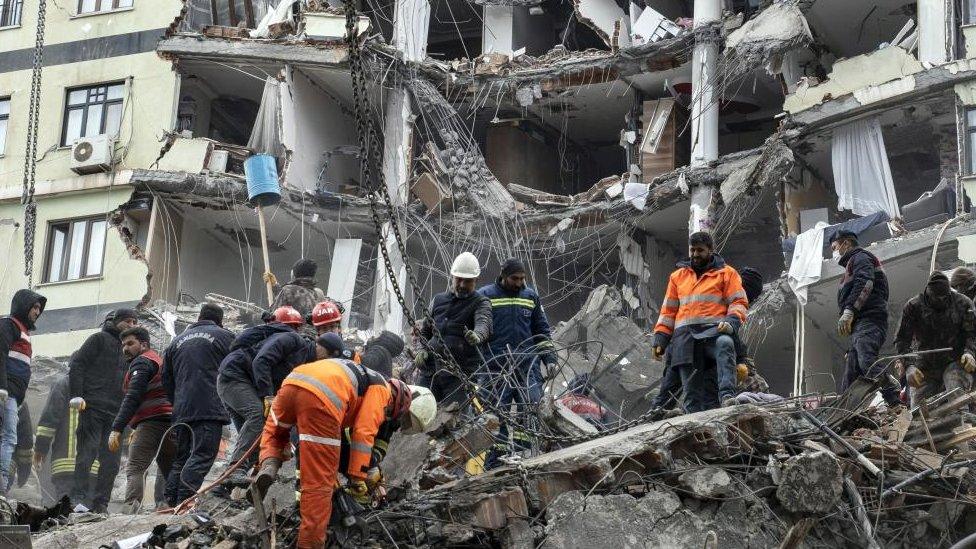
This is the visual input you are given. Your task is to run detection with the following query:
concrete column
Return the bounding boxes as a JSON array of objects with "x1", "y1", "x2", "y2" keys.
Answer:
[
  {"x1": 372, "y1": 0, "x2": 430, "y2": 334},
  {"x1": 917, "y1": 0, "x2": 949, "y2": 65},
  {"x1": 689, "y1": 0, "x2": 720, "y2": 235}
]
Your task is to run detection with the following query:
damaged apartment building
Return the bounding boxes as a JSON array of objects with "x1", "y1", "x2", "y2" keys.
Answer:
[{"x1": 0, "y1": 0, "x2": 974, "y2": 400}]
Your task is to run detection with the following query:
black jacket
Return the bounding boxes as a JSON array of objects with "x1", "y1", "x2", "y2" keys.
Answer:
[
  {"x1": 0, "y1": 289, "x2": 46, "y2": 402},
  {"x1": 35, "y1": 377, "x2": 96, "y2": 479},
  {"x1": 418, "y1": 291, "x2": 492, "y2": 372},
  {"x1": 68, "y1": 321, "x2": 126, "y2": 413},
  {"x1": 251, "y1": 332, "x2": 316, "y2": 398},
  {"x1": 163, "y1": 321, "x2": 235, "y2": 424},
  {"x1": 895, "y1": 291, "x2": 976, "y2": 372},
  {"x1": 112, "y1": 353, "x2": 168, "y2": 432},
  {"x1": 219, "y1": 322, "x2": 295, "y2": 386},
  {"x1": 837, "y1": 247, "x2": 889, "y2": 323}
]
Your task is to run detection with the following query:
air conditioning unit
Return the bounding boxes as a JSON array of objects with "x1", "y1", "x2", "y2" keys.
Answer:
[{"x1": 70, "y1": 135, "x2": 116, "y2": 175}]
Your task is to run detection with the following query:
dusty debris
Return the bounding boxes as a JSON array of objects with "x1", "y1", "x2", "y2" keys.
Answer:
[{"x1": 774, "y1": 450, "x2": 843, "y2": 514}]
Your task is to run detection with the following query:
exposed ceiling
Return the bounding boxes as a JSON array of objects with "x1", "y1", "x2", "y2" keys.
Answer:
[{"x1": 804, "y1": 0, "x2": 914, "y2": 59}]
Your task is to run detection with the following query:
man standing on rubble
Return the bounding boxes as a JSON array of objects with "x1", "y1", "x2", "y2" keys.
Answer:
[
  {"x1": 109, "y1": 327, "x2": 175, "y2": 511},
  {"x1": 894, "y1": 272, "x2": 976, "y2": 406},
  {"x1": 830, "y1": 230, "x2": 898, "y2": 405},
  {"x1": 218, "y1": 306, "x2": 307, "y2": 481},
  {"x1": 413, "y1": 252, "x2": 492, "y2": 406},
  {"x1": 34, "y1": 375, "x2": 98, "y2": 504},
  {"x1": 952, "y1": 267, "x2": 976, "y2": 302},
  {"x1": 69, "y1": 308, "x2": 138, "y2": 512},
  {"x1": 163, "y1": 304, "x2": 235, "y2": 507},
  {"x1": 478, "y1": 258, "x2": 556, "y2": 469},
  {"x1": 272, "y1": 259, "x2": 344, "y2": 338},
  {"x1": 652, "y1": 232, "x2": 748, "y2": 412},
  {"x1": 0, "y1": 289, "x2": 46, "y2": 493}
]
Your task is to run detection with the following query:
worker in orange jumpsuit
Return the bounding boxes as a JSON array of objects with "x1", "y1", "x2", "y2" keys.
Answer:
[{"x1": 254, "y1": 354, "x2": 414, "y2": 548}]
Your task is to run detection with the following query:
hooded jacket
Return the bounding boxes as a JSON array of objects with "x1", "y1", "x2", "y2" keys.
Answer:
[
  {"x1": 163, "y1": 320, "x2": 235, "y2": 423},
  {"x1": 251, "y1": 331, "x2": 316, "y2": 398},
  {"x1": 271, "y1": 277, "x2": 326, "y2": 318},
  {"x1": 219, "y1": 322, "x2": 296, "y2": 386},
  {"x1": 837, "y1": 247, "x2": 889, "y2": 323},
  {"x1": 478, "y1": 281, "x2": 553, "y2": 368},
  {"x1": 418, "y1": 290, "x2": 492, "y2": 372},
  {"x1": 894, "y1": 274, "x2": 976, "y2": 371},
  {"x1": 68, "y1": 320, "x2": 126, "y2": 414},
  {"x1": 0, "y1": 289, "x2": 46, "y2": 403}
]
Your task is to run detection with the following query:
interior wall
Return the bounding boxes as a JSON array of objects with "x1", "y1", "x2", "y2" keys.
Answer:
[
  {"x1": 144, "y1": 199, "x2": 184, "y2": 304},
  {"x1": 513, "y1": 6, "x2": 557, "y2": 55},
  {"x1": 486, "y1": 124, "x2": 561, "y2": 193}
]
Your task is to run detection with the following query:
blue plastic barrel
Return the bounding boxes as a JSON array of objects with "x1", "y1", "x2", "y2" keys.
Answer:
[{"x1": 244, "y1": 154, "x2": 281, "y2": 206}]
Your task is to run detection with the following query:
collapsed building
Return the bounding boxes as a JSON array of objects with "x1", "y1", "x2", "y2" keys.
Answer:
[{"x1": 1, "y1": 0, "x2": 976, "y2": 546}]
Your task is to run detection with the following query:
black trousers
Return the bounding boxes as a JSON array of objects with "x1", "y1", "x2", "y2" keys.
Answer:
[
  {"x1": 70, "y1": 408, "x2": 121, "y2": 510},
  {"x1": 165, "y1": 420, "x2": 223, "y2": 506}
]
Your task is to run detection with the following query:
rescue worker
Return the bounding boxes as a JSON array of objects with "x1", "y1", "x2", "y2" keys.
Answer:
[
  {"x1": 218, "y1": 306, "x2": 305, "y2": 476},
  {"x1": 951, "y1": 267, "x2": 976, "y2": 302},
  {"x1": 252, "y1": 357, "x2": 421, "y2": 548},
  {"x1": 311, "y1": 300, "x2": 342, "y2": 336},
  {"x1": 830, "y1": 230, "x2": 898, "y2": 405},
  {"x1": 478, "y1": 258, "x2": 556, "y2": 469},
  {"x1": 272, "y1": 259, "x2": 343, "y2": 338},
  {"x1": 163, "y1": 304, "x2": 235, "y2": 507},
  {"x1": 894, "y1": 271, "x2": 976, "y2": 406},
  {"x1": 316, "y1": 333, "x2": 348, "y2": 360},
  {"x1": 68, "y1": 308, "x2": 138, "y2": 512},
  {"x1": 652, "y1": 232, "x2": 748, "y2": 412},
  {"x1": 108, "y1": 327, "x2": 175, "y2": 510},
  {"x1": 652, "y1": 266, "x2": 764, "y2": 412},
  {"x1": 34, "y1": 376, "x2": 99, "y2": 504},
  {"x1": 0, "y1": 289, "x2": 46, "y2": 493},
  {"x1": 414, "y1": 252, "x2": 492, "y2": 406}
]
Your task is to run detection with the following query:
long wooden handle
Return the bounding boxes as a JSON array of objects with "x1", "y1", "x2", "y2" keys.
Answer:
[{"x1": 256, "y1": 204, "x2": 274, "y2": 307}]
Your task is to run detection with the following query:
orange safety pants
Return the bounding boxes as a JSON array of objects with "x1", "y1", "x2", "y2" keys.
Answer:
[{"x1": 260, "y1": 384, "x2": 342, "y2": 548}]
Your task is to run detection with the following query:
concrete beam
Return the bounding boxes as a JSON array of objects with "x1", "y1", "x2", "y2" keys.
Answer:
[{"x1": 157, "y1": 35, "x2": 349, "y2": 66}]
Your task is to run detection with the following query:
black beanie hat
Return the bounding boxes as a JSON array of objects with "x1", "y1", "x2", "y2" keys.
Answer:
[
  {"x1": 361, "y1": 346, "x2": 393, "y2": 378},
  {"x1": 368, "y1": 330, "x2": 405, "y2": 358},
  {"x1": 500, "y1": 258, "x2": 526, "y2": 278}
]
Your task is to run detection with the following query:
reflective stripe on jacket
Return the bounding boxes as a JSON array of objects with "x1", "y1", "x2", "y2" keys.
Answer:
[
  {"x1": 478, "y1": 282, "x2": 553, "y2": 363},
  {"x1": 654, "y1": 254, "x2": 748, "y2": 337},
  {"x1": 280, "y1": 358, "x2": 391, "y2": 480}
]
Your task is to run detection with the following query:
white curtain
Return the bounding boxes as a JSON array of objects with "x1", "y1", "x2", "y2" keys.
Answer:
[
  {"x1": 247, "y1": 77, "x2": 285, "y2": 157},
  {"x1": 831, "y1": 116, "x2": 900, "y2": 218}
]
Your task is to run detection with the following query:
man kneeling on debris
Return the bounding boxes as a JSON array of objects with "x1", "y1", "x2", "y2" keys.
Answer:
[
  {"x1": 109, "y1": 327, "x2": 175, "y2": 510},
  {"x1": 830, "y1": 230, "x2": 898, "y2": 406},
  {"x1": 652, "y1": 232, "x2": 749, "y2": 412},
  {"x1": 414, "y1": 252, "x2": 492, "y2": 406},
  {"x1": 894, "y1": 271, "x2": 976, "y2": 406},
  {"x1": 478, "y1": 258, "x2": 557, "y2": 469},
  {"x1": 252, "y1": 343, "x2": 425, "y2": 548}
]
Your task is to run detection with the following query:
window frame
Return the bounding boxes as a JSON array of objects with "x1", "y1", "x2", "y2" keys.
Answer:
[
  {"x1": 0, "y1": 96, "x2": 9, "y2": 156},
  {"x1": 42, "y1": 215, "x2": 109, "y2": 284},
  {"x1": 60, "y1": 81, "x2": 125, "y2": 147},
  {"x1": 76, "y1": 0, "x2": 132, "y2": 15},
  {"x1": 0, "y1": 0, "x2": 23, "y2": 27}
]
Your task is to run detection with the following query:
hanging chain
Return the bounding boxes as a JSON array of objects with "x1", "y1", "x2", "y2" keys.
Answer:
[
  {"x1": 342, "y1": 4, "x2": 667, "y2": 444},
  {"x1": 21, "y1": 0, "x2": 47, "y2": 288}
]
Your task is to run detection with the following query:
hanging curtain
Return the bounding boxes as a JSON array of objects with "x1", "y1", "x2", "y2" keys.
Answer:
[{"x1": 831, "y1": 116, "x2": 900, "y2": 219}]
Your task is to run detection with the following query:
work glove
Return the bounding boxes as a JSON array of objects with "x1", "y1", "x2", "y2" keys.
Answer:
[
  {"x1": 69, "y1": 397, "x2": 86, "y2": 411},
  {"x1": 464, "y1": 329, "x2": 483, "y2": 346},
  {"x1": 263, "y1": 396, "x2": 275, "y2": 418},
  {"x1": 542, "y1": 353, "x2": 559, "y2": 378},
  {"x1": 262, "y1": 271, "x2": 278, "y2": 287},
  {"x1": 108, "y1": 431, "x2": 122, "y2": 453},
  {"x1": 344, "y1": 479, "x2": 370, "y2": 505},
  {"x1": 837, "y1": 309, "x2": 854, "y2": 337},
  {"x1": 365, "y1": 467, "x2": 384, "y2": 491},
  {"x1": 736, "y1": 364, "x2": 749, "y2": 384},
  {"x1": 891, "y1": 359, "x2": 905, "y2": 381},
  {"x1": 413, "y1": 350, "x2": 429, "y2": 368},
  {"x1": 962, "y1": 353, "x2": 976, "y2": 374},
  {"x1": 653, "y1": 346, "x2": 665, "y2": 360},
  {"x1": 906, "y1": 366, "x2": 925, "y2": 389},
  {"x1": 717, "y1": 322, "x2": 734, "y2": 335}
]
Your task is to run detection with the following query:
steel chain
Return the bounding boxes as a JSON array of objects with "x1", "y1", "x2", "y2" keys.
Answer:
[
  {"x1": 21, "y1": 0, "x2": 47, "y2": 288},
  {"x1": 342, "y1": 4, "x2": 665, "y2": 444}
]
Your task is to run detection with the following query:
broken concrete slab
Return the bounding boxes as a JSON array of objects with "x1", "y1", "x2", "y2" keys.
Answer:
[
  {"x1": 723, "y1": 2, "x2": 811, "y2": 80},
  {"x1": 678, "y1": 467, "x2": 732, "y2": 499},
  {"x1": 775, "y1": 451, "x2": 843, "y2": 515}
]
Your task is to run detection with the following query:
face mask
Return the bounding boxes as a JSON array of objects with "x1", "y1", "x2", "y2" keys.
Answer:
[{"x1": 832, "y1": 250, "x2": 841, "y2": 260}]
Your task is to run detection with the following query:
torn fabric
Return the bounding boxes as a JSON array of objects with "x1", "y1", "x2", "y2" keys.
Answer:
[
  {"x1": 248, "y1": 77, "x2": 286, "y2": 157},
  {"x1": 830, "y1": 117, "x2": 900, "y2": 218},
  {"x1": 787, "y1": 221, "x2": 829, "y2": 306}
]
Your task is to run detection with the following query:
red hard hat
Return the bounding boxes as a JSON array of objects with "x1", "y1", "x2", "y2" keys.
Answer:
[
  {"x1": 311, "y1": 300, "x2": 342, "y2": 327},
  {"x1": 272, "y1": 306, "x2": 304, "y2": 327},
  {"x1": 387, "y1": 378, "x2": 413, "y2": 421}
]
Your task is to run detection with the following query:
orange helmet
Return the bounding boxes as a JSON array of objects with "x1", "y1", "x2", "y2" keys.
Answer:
[
  {"x1": 311, "y1": 300, "x2": 342, "y2": 327},
  {"x1": 272, "y1": 306, "x2": 304, "y2": 327},
  {"x1": 387, "y1": 378, "x2": 413, "y2": 421}
]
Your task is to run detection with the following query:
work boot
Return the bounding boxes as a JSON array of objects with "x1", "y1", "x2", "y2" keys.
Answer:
[{"x1": 252, "y1": 458, "x2": 281, "y2": 500}]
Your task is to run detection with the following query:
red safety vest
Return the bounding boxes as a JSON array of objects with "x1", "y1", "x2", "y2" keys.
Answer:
[{"x1": 123, "y1": 350, "x2": 172, "y2": 427}]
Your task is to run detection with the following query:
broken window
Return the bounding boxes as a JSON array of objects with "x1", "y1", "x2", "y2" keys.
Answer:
[
  {"x1": 0, "y1": 0, "x2": 23, "y2": 27},
  {"x1": 43, "y1": 216, "x2": 108, "y2": 283},
  {"x1": 62, "y1": 82, "x2": 125, "y2": 146},
  {"x1": 0, "y1": 97, "x2": 8, "y2": 155},
  {"x1": 77, "y1": 0, "x2": 132, "y2": 14}
]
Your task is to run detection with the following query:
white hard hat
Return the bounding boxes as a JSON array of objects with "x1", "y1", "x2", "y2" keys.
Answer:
[
  {"x1": 450, "y1": 252, "x2": 481, "y2": 279},
  {"x1": 406, "y1": 385, "x2": 437, "y2": 433}
]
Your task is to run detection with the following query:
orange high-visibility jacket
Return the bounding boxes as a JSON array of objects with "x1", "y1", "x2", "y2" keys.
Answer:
[
  {"x1": 281, "y1": 358, "x2": 391, "y2": 480},
  {"x1": 654, "y1": 258, "x2": 748, "y2": 337}
]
